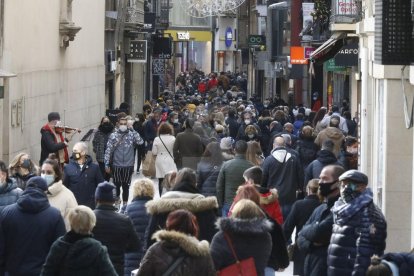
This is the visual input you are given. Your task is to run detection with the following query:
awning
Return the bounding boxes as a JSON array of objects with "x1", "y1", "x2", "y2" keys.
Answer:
[{"x1": 309, "y1": 32, "x2": 346, "y2": 64}]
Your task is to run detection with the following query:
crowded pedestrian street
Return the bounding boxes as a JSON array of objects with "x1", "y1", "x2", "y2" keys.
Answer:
[{"x1": 1, "y1": 0, "x2": 414, "y2": 275}]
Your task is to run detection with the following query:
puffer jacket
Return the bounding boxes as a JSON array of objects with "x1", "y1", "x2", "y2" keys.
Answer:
[
  {"x1": 327, "y1": 188, "x2": 387, "y2": 276},
  {"x1": 0, "y1": 179, "x2": 22, "y2": 212},
  {"x1": 304, "y1": 150, "x2": 342, "y2": 186},
  {"x1": 138, "y1": 230, "x2": 216, "y2": 276},
  {"x1": 92, "y1": 204, "x2": 140, "y2": 276},
  {"x1": 40, "y1": 231, "x2": 117, "y2": 276},
  {"x1": 104, "y1": 128, "x2": 144, "y2": 168},
  {"x1": 381, "y1": 252, "x2": 414, "y2": 276},
  {"x1": 121, "y1": 196, "x2": 152, "y2": 276},
  {"x1": 197, "y1": 160, "x2": 222, "y2": 197},
  {"x1": 144, "y1": 191, "x2": 218, "y2": 249},
  {"x1": 63, "y1": 156, "x2": 104, "y2": 209},
  {"x1": 210, "y1": 217, "x2": 273, "y2": 276}
]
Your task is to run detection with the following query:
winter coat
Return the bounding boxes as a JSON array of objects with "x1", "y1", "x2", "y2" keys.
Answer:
[
  {"x1": 297, "y1": 195, "x2": 339, "y2": 276},
  {"x1": 295, "y1": 138, "x2": 319, "y2": 170},
  {"x1": 283, "y1": 194, "x2": 321, "y2": 276},
  {"x1": 210, "y1": 217, "x2": 273, "y2": 276},
  {"x1": 120, "y1": 196, "x2": 152, "y2": 276},
  {"x1": 258, "y1": 188, "x2": 284, "y2": 225},
  {"x1": 338, "y1": 150, "x2": 358, "y2": 171},
  {"x1": 197, "y1": 160, "x2": 222, "y2": 197},
  {"x1": 328, "y1": 188, "x2": 387, "y2": 276},
  {"x1": 0, "y1": 179, "x2": 22, "y2": 212},
  {"x1": 63, "y1": 156, "x2": 104, "y2": 209},
  {"x1": 10, "y1": 172, "x2": 37, "y2": 191},
  {"x1": 40, "y1": 231, "x2": 117, "y2": 276},
  {"x1": 216, "y1": 154, "x2": 253, "y2": 206},
  {"x1": 92, "y1": 204, "x2": 140, "y2": 275},
  {"x1": 314, "y1": 127, "x2": 345, "y2": 157},
  {"x1": 304, "y1": 150, "x2": 342, "y2": 186},
  {"x1": 144, "y1": 119, "x2": 161, "y2": 144},
  {"x1": 152, "y1": 134, "x2": 178, "y2": 178},
  {"x1": 40, "y1": 124, "x2": 68, "y2": 165},
  {"x1": 104, "y1": 128, "x2": 144, "y2": 168},
  {"x1": 264, "y1": 215, "x2": 290, "y2": 270},
  {"x1": 381, "y1": 252, "x2": 414, "y2": 276},
  {"x1": 320, "y1": 113, "x2": 349, "y2": 134},
  {"x1": 92, "y1": 129, "x2": 112, "y2": 162},
  {"x1": 47, "y1": 180, "x2": 78, "y2": 231},
  {"x1": 262, "y1": 147, "x2": 304, "y2": 206},
  {"x1": 225, "y1": 117, "x2": 240, "y2": 139},
  {"x1": 138, "y1": 230, "x2": 216, "y2": 276},
  {"x1": 145, "y1": 191, "x2": 218, "y2": 249},
  {"x1": 173, "y1": 129, "x2": 204, "y2": 170},
  {"x1": 0, "y1": 187, "x2": 66, "y2": 276}
]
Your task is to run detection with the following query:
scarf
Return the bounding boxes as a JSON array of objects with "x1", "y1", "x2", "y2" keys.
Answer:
[{"x1": 332, "y1": 188, "x2": 373, "y2": 225}]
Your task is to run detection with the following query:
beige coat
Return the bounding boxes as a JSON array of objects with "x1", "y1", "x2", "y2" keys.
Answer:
[{"x1": 47, "y1": 180, "x2": 78, "y2": 231}]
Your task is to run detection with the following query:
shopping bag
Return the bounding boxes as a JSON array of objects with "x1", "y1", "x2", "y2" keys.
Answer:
[{"x1": 142, "y1": 152, "x2": 155, "y2": 177}]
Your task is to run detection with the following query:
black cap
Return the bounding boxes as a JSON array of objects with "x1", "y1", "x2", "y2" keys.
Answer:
[
  {"x1": 48, "y1": 112, "x2": 60, "y2": 122},
  {"x1": 339, "y1": 170, "x2": 368, "y2": 185}
]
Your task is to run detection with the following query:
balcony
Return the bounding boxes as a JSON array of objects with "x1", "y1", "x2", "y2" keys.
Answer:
[
  {"x1": 125, "y1": 6, "x2": 145, "y2": 26},
  {"x1": 330, "y1": 0, "x2": 362, "y2": 31}
]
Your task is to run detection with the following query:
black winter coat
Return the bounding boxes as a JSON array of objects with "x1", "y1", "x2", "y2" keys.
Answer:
[
  {"x1": 381, "y1": 252, "x2": 414, "y2": 276},
  {"x1": 225, "y1": 117, "x2": 240, "y2": 139},
  {"x1": 295, "y1": 139, "x2": 319, "y2": 170},
  {"x1": 63, "y1": 156, "x2": 104, "y2": 209},
  {"x1": 210, "y1": 217, "x2": 273, "y2": 276},
  {"x1": 283, "y1": 194, "x2": 321, "y2": 275},
  {"x1": 121, "y1": 196, "x2": 152, "y2": 276},
  {"x1": 39, "y1": 125, "x2": 67, "y2": 165},
  {"x1": 297, "y1": 195, "x2": 339, "y2": 276},
  {"x1": 40, "y1": 231, "x2": 117, "y2": 276},
  {"x1": 92, "y1": 204, "x2": 140, "y2": 276},
  {"x1": 0, "y1": 179, "x2": 22, "y2": 212},
  {"x1": 328, "y1": 189, "x2": 387, "y2": 276},
  {"x1": 138, "y1": 230, "x2": 216, "y2": 276},
  {"x1": 197, "y1": 160, "x2": 222, "y2": 197},
  {"x1": 0, "y1": 187, "x2": 66, "y2": 276},
  {"x1": 262, "y1": 147, "x2": 304, "y2": 205},
  {"x1": 304, "y1": 150, "x2": 342, "y2": 186},
  {"x1": 144, "y1": 191, "x2": 218, "y2": 249},
  {"x1": 265, "y1": 215, "x2": 290, "y2": 270}
]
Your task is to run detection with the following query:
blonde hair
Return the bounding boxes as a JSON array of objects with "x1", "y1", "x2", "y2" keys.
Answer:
[
  {"x1": 131, "y1": 178, "x2": 155, "y2": 198},
  {"x1": 69, "y1": 206, "x2": 96, "y2": 235},
  {"x1": 231, "y1": 199, "x2": 265, "y2": 219}
]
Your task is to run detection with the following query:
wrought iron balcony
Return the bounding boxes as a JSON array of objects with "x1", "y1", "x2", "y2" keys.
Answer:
[
  {"x1": 330, "y1": 0, "x2": 363, "y2": 24},
  {"x1": 125, "y1": 4, "x2": 145, "y2": 25}
]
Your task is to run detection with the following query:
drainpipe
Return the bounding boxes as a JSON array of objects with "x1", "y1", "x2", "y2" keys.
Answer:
[{"x1": 360, "y1": 47, "x2": 368, "y2": 173}]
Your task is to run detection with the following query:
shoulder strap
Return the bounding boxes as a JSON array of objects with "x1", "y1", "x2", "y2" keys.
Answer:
[
  {"x1": 159, "y1": 135, "x2": 174, "y2": 159},
  {"x1": 162, "y1": 255, "x2": 186, "y2": 276},
  {"x1": 223, "y1": 232, "x2": 239, "y2": 263}
]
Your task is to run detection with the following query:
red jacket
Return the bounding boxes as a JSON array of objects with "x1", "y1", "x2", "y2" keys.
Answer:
[{"x1": 259, "y1": 189, "x2": 284, "y2": 225}]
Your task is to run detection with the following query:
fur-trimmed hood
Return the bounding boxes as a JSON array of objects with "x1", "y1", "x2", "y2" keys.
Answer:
[
  {"x1": 259, "y1": 188, "x2": 278, "y2": 205},
  {"x1": 152, "y1": 230, "x2": 210, "y2": 257},
  {"x1": 146, "y1": 195, "x2": 218, "y2": 215},
  {"x1": 216, "y1": 217, "x2": 273, "y2": 234}
]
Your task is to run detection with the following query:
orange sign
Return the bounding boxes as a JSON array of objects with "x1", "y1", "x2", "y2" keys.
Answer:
[{"x1": 290, "y1": 46, "x2": 308, "y2": 65}]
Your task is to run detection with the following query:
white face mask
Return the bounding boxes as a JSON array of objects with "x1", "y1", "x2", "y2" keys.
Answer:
[
  {"x1": 248, "y1": 134, "x2": 255, "y2": 139},
  {"x1": 173, "y1": 118, "x2": 179, "y2": 124},
  {"x1": 119, "y1": 125, "x2": 128, "y2": 132},
  {"x1": 245, "y1": 119, "x2": 251, "y2": 125},
  {"x1": 41, "y1": 174, "x2": 55, "y2": 186}
]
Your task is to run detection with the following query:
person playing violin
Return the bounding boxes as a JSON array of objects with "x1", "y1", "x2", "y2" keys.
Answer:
[{"x1": 39, "y1": 112, "x2": 79, "y2": 167}]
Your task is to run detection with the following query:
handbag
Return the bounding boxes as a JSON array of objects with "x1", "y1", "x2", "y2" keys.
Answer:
[
  {"x1": 161, "y1": 255, "x2": 186, "y2": 276},
  {"x1": 142, "y1": 151, "x2": 156, "y2": 177},
  {"x1": 217, "y1": 232, "x2": 257, "y2": 276}
]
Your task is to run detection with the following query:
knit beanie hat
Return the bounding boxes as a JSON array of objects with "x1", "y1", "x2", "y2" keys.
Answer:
[
  {"x1": 95, "y1": 182, "x2": 116, "y2": 202},
  {"x1": 26, "y1": 176, "x2": 48, "y2": 192}
]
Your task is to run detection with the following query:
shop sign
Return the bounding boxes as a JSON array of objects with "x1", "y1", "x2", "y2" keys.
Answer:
[
  {"x1": 143, "y1": 13, "x2": 155, "y2": 32},
  {"x1": 177, "y1": 32, "x2": 190, "y2": 40},
  {"x1": 128, "y1": 40, "x2": 147, "y2": 63},
  {"x1": 324, "y1": 58, "x2": 346, "y2": 71},
  {"x1": 334, "y1": 42, "x2": 359, "y2": 66},
  {"x1": 152, "y1": 59, "x2": 165, "y2": 75},
  {"x1": 304, "y1": 47, "x2": 315, "y2": 59},
  {"x1": 248, "y1": 35, "x2": 266, "y2": 47},
  {"x1": 225, "y1": 27, "x2": 233, "y2": 48},
  {"x1": 336, "y1": 0, "x2": 358, "y2": 15},
  {"x1": 290, "y1": 46, "x2": 308, "y2": 64},
  {"x1": 153, "y1": 37, "x2": 172, "y2": 59}
]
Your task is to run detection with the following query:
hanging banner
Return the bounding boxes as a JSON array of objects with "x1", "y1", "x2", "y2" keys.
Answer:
[
  {"x1": 152, "y1": 59, "x2": 165, "y2": 75},
  {"x1": 334, "y1": 42, "x2": 359, "y2": 66},
  {"x1": 290, "y1": 46, "x2": 308, "y2": 64}
]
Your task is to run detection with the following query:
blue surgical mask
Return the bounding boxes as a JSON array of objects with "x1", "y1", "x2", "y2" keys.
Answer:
[{"x1": 41, "y1": 174, "x2": 55, "y2": 186}]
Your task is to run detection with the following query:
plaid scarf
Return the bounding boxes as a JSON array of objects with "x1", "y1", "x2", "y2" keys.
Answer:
[{"x1": 332, "y1": 188, "x2": 373, "y2": 225}]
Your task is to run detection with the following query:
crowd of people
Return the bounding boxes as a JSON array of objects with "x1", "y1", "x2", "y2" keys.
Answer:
[{"x1": 0, "y1": 70, "x2": 413, "y2": 276}]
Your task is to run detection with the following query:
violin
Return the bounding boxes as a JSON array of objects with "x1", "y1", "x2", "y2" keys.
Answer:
[{"x1": 55, "y1": 126, "x2": 81, "y2": 134}]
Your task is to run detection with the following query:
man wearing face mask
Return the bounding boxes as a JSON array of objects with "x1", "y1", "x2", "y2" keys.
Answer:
[
  {"x1": 167, "y1": 112, "x2": 182, "y2": 136},
  {"x1": 64, "y1": 142, "x2": 104, "y2": 209},
  {"x1": 327, "y1": 170, "x2": 387, "y2": 276},
  {"x1": 144, "y1": 109, "x2": 162, "y2": 151},
  {"x1": 297, "y1": 164, "x2": 345, "y2": 276},
  {"x1": 104, "y1": 113, "x2": 144, "y2": 204},
  {"x1": 236, "y1": 111, "x2": 261, "y2": 140}
]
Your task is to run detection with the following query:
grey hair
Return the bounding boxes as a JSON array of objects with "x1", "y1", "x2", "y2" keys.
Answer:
[{"x1": 74, "y1": 142, "x2": 88, "y2": 155}]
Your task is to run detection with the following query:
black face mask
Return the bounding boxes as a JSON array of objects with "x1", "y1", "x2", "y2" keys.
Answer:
[
  {"x1": 100, "y1": 122, "x2": 114, "y2": 133},
  {"x1": 319, "y1": 180, "x2": 338, "y2": 197},
  {"x1": 72, "y1": 152, "x2": 82, "y2": 160}
]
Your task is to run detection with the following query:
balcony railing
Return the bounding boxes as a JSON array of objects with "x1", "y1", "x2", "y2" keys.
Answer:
[
  {"x1": 125, "y1": 6, "x2": 145, "y2": 25},
  {"x1": 330, "y1": 0, "x2": 363, "y2": 24}
]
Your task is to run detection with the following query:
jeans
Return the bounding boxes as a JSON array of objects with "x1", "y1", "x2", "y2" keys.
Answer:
[
  {"x1": 264, "y1": 267, "x2": 276, "y2": 276},
  {"x1": 221, "y1": 203, "x2": 231, "y2": 217}
]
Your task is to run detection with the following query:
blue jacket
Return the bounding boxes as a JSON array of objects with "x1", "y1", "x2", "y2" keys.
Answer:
[
  {"x1": 328, "y1": 189, "x2": 387, "y2": 276},
  {"x1": 0, "y1": 179, "x2": 22, "y2": 212},
  {"x1": 63, "y1": 156, "x2": 104, "y2": 209},
  {"x1": 381, "y1": 252, "x2": 414, "y2": 276},
  {"x1": 120, "y1": 196, "x2": 152, "y2": 276},
  {"x1": 0, "y1": 187, "x2": 66, "y2": 276},
  {"x1": 197, "y1": 160, "x2": 222, "y2": 197}
]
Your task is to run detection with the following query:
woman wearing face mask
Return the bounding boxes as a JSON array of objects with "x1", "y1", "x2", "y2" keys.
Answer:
[
  {"x1": 0, "y1": 160, "x2": 23, "y2": 212},
  {"x1": 167, "y1": 112, "x2": 182, "y2": 137},
  {"x1": 9, "y1": 153, "x2": 39, "y2": 190},
  {"x1": 338, "y1": 136, "x2": 358, "y2": 171},
  {"x1": 42, "y1": 154, "x2": 78, "y2": 231},
  {"x1": 93, "y1": 116, "x2": 114, "y2": 181}
]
